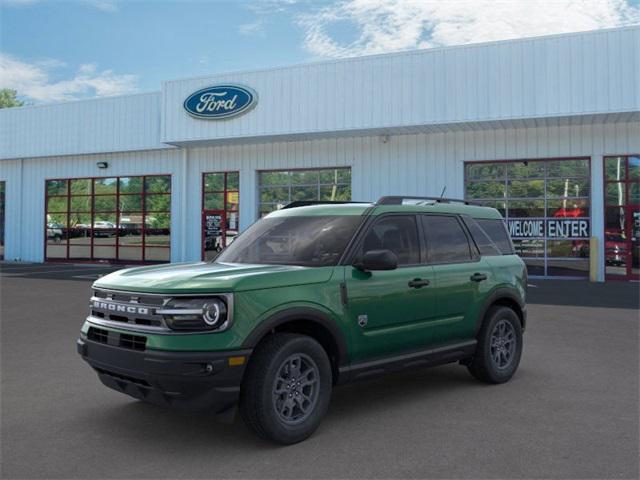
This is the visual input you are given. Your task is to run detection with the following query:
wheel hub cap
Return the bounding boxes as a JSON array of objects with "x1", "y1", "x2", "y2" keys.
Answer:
[
  {"x1": 272, "y1": 353, "x2": 320, "y2": 425},
  {"x1": 490, "y1": 319, "x2": 516, "y2": 369}
]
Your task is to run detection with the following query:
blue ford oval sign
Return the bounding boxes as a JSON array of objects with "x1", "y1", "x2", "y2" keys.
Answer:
[{"x1": 183, "y1": 84, "x2": 257, "y2": 120}]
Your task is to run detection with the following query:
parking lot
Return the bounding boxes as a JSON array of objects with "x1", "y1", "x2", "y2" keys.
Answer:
[{"x1": 1, "y1": 262, "x2": 638, "y2": 479}]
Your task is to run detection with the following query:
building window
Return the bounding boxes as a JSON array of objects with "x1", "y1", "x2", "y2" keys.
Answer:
[
  {"x1": 465, "y1": 158, "x2": 591, "y2": 277},
  {"x1": 603, "y1": 155, "x2": 639, "y2": 280},
  {"x1": 45, "y1": 175, "x2": 171, "y2": 263},
  {"x1": 0, "y1": 181, "x2": 5, "y2": 260},
  {"x1": 258, "y1": 168, "x2": 351, "y2": 216},
  {"x1": 202, "y1": 171, "x2": 239, "y2": 261}
]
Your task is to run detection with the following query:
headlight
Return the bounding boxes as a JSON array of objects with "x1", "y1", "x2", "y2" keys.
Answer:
[{"x1": 157, "y1": 296, "x2": 231, "y2": 332}]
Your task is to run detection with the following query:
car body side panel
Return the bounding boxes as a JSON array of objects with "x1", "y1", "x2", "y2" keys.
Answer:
[{"x1": 430, "y1": 258, "x2": 495, "y2": 344}]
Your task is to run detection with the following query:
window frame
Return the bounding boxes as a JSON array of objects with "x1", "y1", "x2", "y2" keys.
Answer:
[
  {"x1": 43, "y1": 174, "x2": 171, "y2": 264},
  {"x1": 257, "y1": 167, "x2": 352, "y2": 217},
  {"x1": 0, "y1": 181, "x2": 5, "y2": 260},
  {"x1": 602, "y1": 154, "x2": 640, "y2": 280},
  {"x1": 201, "y1": 171, "x2": 240, "y2": 260},
  {"x1": 464, "y1": 157, "x2": 591, "y2": 278}
]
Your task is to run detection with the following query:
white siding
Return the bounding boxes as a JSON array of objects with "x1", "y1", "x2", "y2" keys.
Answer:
[
  {"x1": 2, "y1": 121, "x2": 638, "y2": 272},
  {"x1": 175, "y1": 121, "x2": 638, "y2": 279},
  {"x1": 162, "y1": 27, "x2": 640, "y2": 145},
  {"x1": 0, "y1": 149, "x2": 182, "y2": 262},
  {"x1": 0, "y1": 92, "x2": 168, "y2": 160}
]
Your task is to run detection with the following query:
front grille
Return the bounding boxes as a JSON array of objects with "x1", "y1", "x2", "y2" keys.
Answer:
[
  {"x1": 119, "y1": 333, "x2": 146, "y2": 351},
  {"x1": 90, "y1": 288, "x2": 168, "y2": 331},
  {"x1": 87, "y1": 326, "x2": 108, "y2": 344},
  {"x1": 87, "y1": 326, "x2": 147, "y2": 351}
]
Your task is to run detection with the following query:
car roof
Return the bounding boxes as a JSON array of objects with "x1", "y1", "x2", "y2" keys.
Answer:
[{"x1": 266, "y1": 201, "x2": 503, "y2": 220}]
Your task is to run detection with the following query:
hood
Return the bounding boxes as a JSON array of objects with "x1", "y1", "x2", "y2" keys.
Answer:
[{"x1": 93, "y1": 261, "x2": 335, "y2": 294}]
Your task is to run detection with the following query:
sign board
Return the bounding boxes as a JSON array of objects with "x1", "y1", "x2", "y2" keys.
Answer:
[
  {"x1": 184, "y1": 85, "x2": 257, "y2": 120},
  {"x1": 227, "y1": 191, "x2": 239, "y2": 205},
  {"x1": 205, "y1": 214, "x2": 222, "y2": 237},
  {"x1": 507, "y1": 219, "x2": 590, "y2": 238}
]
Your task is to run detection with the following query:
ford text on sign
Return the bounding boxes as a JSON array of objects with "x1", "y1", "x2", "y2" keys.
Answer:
[
  {"x1": 508, "y1": 219, "x2": 590, "y2": 238},
  {"x1": 184, "y1": 85, "x2": 257, "y2": 119}
]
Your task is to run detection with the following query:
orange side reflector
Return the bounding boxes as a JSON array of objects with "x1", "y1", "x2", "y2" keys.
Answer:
[{"x1": 228, "y1": 356, "x2": 246, "y2": 366}]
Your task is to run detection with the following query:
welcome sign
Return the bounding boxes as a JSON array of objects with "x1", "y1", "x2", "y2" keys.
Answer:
[
  {"x1": 507, "y1": 219, "x2": 590, "y2": 238},
  {"x1": 184, "y1": 84, "x2": 257, "y2": 119}
]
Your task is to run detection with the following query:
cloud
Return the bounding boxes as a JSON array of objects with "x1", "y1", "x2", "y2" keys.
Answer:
[
  {"x1": 239, "y1": 19, "x2": 266, "y2": 36},
  {"x1": 297, "y1": 0, "x2": 640, "y2": 58},
  {"x1": 0, "y1": 53, "x2": 138, "y2": 102},
  {"x1": 82, "y1": 0, "x2": 118, "y2": 12}
]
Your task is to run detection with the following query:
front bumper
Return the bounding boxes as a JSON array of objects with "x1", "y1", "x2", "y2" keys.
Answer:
[{"x1": 77, "y1": 336, "x2": 251, "y2": 414}]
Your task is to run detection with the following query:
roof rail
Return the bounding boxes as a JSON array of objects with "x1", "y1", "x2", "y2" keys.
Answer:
[
  {"x1": 376, "y1": 196, "x2": 477, "y2": 205},
  {"x1": 281, "y1": 200, "x2": 370, "y2": 209}
]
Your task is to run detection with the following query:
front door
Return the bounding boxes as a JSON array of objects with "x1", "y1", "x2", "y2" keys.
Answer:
[
  {"x1": 604, "y1": 156, "x2": 639, "y2": 280},
  {"x1": 630, "y1": 207, "x2": 639, "y2": 279},
  {"x1": 202, "y1": 171, "x2": 239, "y2": 261},
  {"x1": 345, "y1": 215, "x2": 437, "y2": 362}
]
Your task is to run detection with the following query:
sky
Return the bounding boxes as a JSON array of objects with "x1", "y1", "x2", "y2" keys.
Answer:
[{"x1": 1, "y1": 0, "x2": 639, "y2": 104}]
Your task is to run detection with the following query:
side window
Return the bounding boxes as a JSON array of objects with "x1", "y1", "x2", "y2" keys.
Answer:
[
  {"x1": 477, "y1": 218, "x2": 514, "y2": 254},
  {"x1": 422, "y1": 215, "x2": 472, "y2": 263},
  {"x1": 360, "y1": 216, "x2": 420, "y2": 265},
  {"x1": 464, "y1": 217, "x2": 502, "y2": 256}
]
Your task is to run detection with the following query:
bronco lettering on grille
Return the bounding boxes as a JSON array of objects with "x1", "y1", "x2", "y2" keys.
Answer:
[{"x1": 92, "y1": 300, "x2": 150, "y2": 315}]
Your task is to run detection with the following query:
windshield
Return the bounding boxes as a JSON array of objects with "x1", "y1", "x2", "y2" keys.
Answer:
[{"x1": 216, "y1": 215, "x2": 362, "y2": 267}]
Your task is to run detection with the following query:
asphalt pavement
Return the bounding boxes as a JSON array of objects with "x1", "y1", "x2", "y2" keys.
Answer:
[{"x1": 1, "y1": 262, "x2": 638, "y2": 479}]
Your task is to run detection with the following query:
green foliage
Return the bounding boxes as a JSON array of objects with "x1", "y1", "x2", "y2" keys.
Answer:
[
  {"x1": 258, "y1": 168, "x2": 351, "y2": 210},
  {"x1": 0, "y1": 89, "x2": 24, "y2": 109}
]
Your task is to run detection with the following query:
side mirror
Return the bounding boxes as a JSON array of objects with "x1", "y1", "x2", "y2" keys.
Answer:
[{"x1": 353, "y1": 249, "x2": 398, "y2": 271}]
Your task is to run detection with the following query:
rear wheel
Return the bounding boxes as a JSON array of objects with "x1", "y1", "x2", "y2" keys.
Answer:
[
  {"x1": 239, "y1": 333, "x2": 332, "y2": 444},
  {"x1": 467, "y1": 306, "x2": 523, "y2": 384}
]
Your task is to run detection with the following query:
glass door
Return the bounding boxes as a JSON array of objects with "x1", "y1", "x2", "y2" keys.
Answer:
[
  {"x1": 604, "y1": 155, "x2": 639, "y2": 280},
  {"x1": 202, "y1": 172, "x2": 239, "y2": 261},
  {"x1": 0, "y1": 181, "x2": 5, "y2": 260}
]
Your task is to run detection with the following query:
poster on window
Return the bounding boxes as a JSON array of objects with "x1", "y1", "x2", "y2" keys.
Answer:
[
  {"x1": 205, "y1": 214, "x2": 222, "y2": 236},
  {"x1": 508, "y1": 219, "x2": 590, "y2": 238}
]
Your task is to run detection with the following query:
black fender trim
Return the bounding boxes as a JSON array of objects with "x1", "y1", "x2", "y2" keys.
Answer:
[
  {"x1": 241, "y1": 307, "x2": 349, "y2": 367},
  {"x1": 477, "y1": 287, "x2": 527, "y2": 333}
]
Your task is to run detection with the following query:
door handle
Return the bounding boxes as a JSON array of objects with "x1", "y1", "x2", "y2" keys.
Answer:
[
  {"x1": 470, "y1": 272, "x2": 488, "y2": 282},
  {"x1": 408, "y1": 278, "x2": 430, "y2": 288}
]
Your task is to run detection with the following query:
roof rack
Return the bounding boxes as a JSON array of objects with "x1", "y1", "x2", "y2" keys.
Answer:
[
  {"x1": 281, "y1": 200, "x2": 370, "y2": 209},
  {"x1": 376, "y1": 196, "x2": 477, "y2": 205}
]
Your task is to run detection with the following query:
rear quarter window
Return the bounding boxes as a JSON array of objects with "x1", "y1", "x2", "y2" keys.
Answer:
[{"x1": 476, "y1": 218, "x2": 515, "y2": 255}]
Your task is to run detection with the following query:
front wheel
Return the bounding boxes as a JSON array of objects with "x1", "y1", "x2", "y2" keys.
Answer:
[
  {"x1": 467, "y1": 306, "x2": 523, "y2": 384},
  {"x1": 239, "y1": 333, "x2": 332, "y2": 444}
]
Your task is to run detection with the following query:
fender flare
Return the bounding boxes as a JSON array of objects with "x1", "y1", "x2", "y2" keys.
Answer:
[
  {"x1": 241, "y1": 307, "x2": 349, "y2": 366},
  {"x1": 476, "y1": 287, "x2": 526, "y2": 333}
]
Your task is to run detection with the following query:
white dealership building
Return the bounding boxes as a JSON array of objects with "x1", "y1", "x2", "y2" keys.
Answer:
[{"x1": 0, "y1": 26, "x2": 638, "y2": 281}]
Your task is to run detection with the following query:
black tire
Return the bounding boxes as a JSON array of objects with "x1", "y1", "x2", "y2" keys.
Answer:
[
  {"x1": 467, "y1": 306, "x2": 523, "y2": 384},
  {"x1": 239, "y1": 333, "x2": 332, "y2": 445}
]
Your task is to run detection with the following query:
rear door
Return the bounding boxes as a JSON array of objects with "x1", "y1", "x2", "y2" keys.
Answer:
[{"x1": 420, "y1": 215, "x2": 493, "y2": 343}]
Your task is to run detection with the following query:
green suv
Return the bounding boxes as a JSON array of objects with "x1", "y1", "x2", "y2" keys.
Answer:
[{"x1": 77, "y1": 196, "x2": 527, "y2": 444}]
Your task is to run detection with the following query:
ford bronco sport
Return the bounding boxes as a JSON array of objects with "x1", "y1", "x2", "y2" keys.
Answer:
[{"x1": 78, "y1": 196, "x2": 527, "y2": 444}]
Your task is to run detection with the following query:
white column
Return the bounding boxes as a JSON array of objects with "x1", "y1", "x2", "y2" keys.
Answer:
[
  {"x1": 179, "y1": 148, "x2": 189, "y2": 263},
  {"x1": 590, "y1": 155, "x2": 605, "y2": 282},
  {"x1": 239, "y1": 169, "x2": 257, "y2": 231}
]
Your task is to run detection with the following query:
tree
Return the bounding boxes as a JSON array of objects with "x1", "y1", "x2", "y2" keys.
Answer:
[{"x1": 0, "y1": 89, "x2": 25, "y2": 109}]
